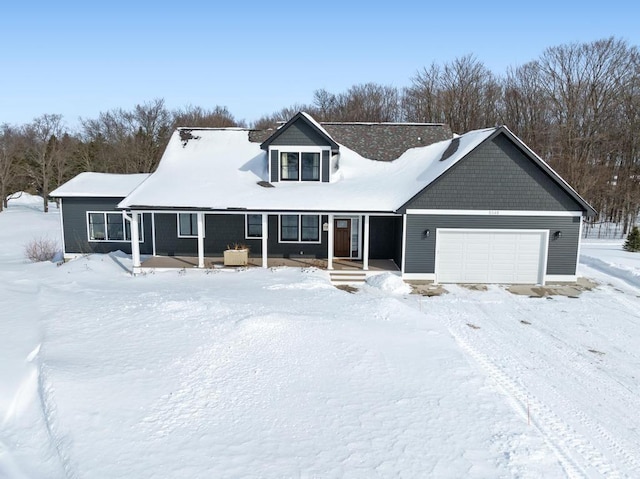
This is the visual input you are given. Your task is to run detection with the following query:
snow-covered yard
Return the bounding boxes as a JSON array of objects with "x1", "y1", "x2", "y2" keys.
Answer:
[{"x1": 1, "y1": 196, "x2": 639, "y2": 478}]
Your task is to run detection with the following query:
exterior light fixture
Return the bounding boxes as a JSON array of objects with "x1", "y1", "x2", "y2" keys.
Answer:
[{"x1": 554, "y1": 230, "x2": 562, "y2": 239}]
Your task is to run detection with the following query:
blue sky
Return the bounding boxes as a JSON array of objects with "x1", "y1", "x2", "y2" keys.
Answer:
[{"x1": 1, "y1": 0, "x2": 638, "y2": 129}]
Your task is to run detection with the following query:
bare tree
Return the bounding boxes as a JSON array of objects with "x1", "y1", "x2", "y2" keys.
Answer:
[
  {"x1": 0, "y1": 124, "x2": 22, "y2": 211},
  {"x1": 173, "y1": 105, "x2": 244, "y2": 128},
  {"x1": 23, "y1": 114, "x2": 66, "y2": 212}
]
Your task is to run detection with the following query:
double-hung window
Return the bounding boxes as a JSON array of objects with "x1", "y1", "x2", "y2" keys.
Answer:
[
  {"x1": 279, "y1": 214, "x2": 320, "y2": 243},
  {"x1": 178, "y1": 213, "x2": 199, "y2": 237},
  {"x1": 280, "y1": 151, "x2": 321, "y2": 181},
  {"x1": 246, "y1": 214, "x2": 263, "y2": 239},
  {"x1": 88, "y1": 212, "x2": 143, "y2": 242}
]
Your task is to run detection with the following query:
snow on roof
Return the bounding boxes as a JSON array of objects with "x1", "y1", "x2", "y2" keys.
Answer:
[
  {"x1": 118, "y1": 127, "x2": 496, "y2": 212},
  {"x1": 51, "y1": 172, "x2": 151, "y2": 198}
]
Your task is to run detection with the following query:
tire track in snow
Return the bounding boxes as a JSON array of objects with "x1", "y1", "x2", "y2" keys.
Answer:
[
  {"x1": 474, "y1": 307, "x2": 638, "y2": 477},
  {"x1": 421, "y1": 293, "x2": 632, "y2": 479},
  {"x1": 33, "y1": 345, "x2": 77, "y2": 479}
]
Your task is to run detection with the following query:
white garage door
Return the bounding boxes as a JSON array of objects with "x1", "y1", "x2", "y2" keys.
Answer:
[{"x1": 435, "y1": 229, "x2": 547, "y2": 284}]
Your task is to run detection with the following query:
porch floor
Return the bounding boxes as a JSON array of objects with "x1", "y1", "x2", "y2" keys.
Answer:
[{"x1": 140, "y1": 255, "x2": 399, "y2": 272}]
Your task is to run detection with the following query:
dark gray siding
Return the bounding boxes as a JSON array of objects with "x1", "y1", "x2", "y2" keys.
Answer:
[
  {"x1": 267, "y1": 215, "x2": 328, "y2": 258},
  {"x1": 402, "y1": 134, "x2": 584, "y2": 212},
  {"x1": 61, "y1": 197, "x2": 152, "y2": 255},
  {"x1": 155, "y1": 213, "x2": 263, "y2": 257},
  {"x1": 404, "y1": 214, "x2": 580, "y2": 275},
  {"x1": 205, "y1": 214, "x2": 262, "y2": 256},
  {"x1": 269, "y1": 119, "x2": 332, "y2": 147},
  {"x1": 322, "y1": 150, "x2": 330, "y2": 182},
  {"x1": 369, "y1": 216, "x2": 403, "y2": 267},
  {"x1": 270, "y1": 149, "x2": 279, "y2": 183}
]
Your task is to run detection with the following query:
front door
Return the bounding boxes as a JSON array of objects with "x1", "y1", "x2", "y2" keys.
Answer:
[{"x1": 334, "y1": 219, "x2": 351, "y2": 257}]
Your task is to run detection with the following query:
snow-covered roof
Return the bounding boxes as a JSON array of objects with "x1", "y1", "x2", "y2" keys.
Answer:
[
  {"x1": 118, "y1": 127, "x2": 496, "y2": 212},
  {"x1": 51, "y1": 172, "x2": 150, "y2": 198}
]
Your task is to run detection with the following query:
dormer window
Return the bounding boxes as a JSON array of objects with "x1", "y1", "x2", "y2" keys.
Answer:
[{"x1": 280, "y1": 151, "x2": 321, "y2": 181}]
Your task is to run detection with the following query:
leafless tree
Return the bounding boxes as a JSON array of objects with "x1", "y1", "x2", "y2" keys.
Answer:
[{"x1": 0, "y1": 124, "x2": 23, "y2": 211}]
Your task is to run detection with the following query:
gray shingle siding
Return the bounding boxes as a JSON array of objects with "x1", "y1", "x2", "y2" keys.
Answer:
[
  {"x1": 369, "y1": 216, "x2": 403, "y2": 266},
  {"x1": 404, "y1": 214, "x2": 580, "y2": 275},
  {"x1": 154, "y1": 213, "x2": 197, "y2": 256},
  {"x1": 61, "y1": 197, "x2": 152, "y2": 255},
  {"x1": 401, "y1": 134, "x2": 585, "y2": 212},
  {"x1": 270, "y1": 149, "x2": 279, "y2": 183},
  {"x1": 322, "y1": 150, "x2": 330, "y2": 182},
  {"x1": 269, "y1": 119, "x2": 331, "y2": 147},
  {"x1": 205, "y1": 214, "x2": 262, "y2": 256}
]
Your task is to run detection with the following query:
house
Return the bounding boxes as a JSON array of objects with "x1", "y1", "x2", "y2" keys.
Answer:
[{"x1": 51, "y1": 112, "x2": 596, "y2": 284}]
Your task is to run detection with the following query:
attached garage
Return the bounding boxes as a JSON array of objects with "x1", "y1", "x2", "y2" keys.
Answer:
[{"x1": 435, "y1": 229, "x2": 548, "y2": 284}]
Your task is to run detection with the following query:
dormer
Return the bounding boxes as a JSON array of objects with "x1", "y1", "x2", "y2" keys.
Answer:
[{"x1": 260, "y1": 112, "x2": 339, "y2": 183}]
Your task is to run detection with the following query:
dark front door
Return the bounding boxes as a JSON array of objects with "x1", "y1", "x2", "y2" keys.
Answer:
[{"x1": 334, "y1": 219, "x2": 351, "y2": 257}]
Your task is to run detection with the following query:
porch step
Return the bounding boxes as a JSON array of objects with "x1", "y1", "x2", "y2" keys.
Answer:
[{"x1": 329, "y1": 269, "x2": 368, "y2": 285}]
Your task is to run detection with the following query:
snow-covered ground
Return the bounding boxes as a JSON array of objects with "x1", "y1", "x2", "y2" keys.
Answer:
[{"x1": 1, "y1": 196, "x2": 639, "y2": 478}]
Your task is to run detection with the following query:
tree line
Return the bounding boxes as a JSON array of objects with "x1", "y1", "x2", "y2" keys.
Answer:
[{"x1": 1, "y1": 37, "x2": 638, "y2": 231}]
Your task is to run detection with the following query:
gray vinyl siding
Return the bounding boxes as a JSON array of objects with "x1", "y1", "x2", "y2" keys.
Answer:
[
  {"x1": 402, "y1": 134, "x2": 584, "y2": 213},
  {"x1": 270, "y1": 149, "x2": 279, "y2": 183},
  {"x1": 404, "y1": 214, "x2": 580, "y2": 275},
  {"x1": 155, "y1": 213, "x2": 263, "y2": 257},
  {"x1": 60, "y1": 197, "x2": 152, "y2": 255},
  {"x1": 322, "y1": 150, "x2": 330, "y2": 182},
  {"x1": 267, "y1": 214, "x2": 328, "y2": 258},
  {"x1": 269, "y1": 119, "x2": 332, "y2": 147}
]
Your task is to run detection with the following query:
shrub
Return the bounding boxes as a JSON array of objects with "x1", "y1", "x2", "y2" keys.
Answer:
[
  {"x1": 24, "y1": 237, "x2": 59, "y2": 262},
  {"x1": 623, "y1": 226, "x2": 640, "y2": 252}
]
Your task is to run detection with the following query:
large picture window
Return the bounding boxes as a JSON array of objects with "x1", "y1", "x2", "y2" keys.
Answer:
[
  {"x1": 87, "y1": 212, "x2": 143, "y2": 242},
  {"x1": 178, "y1": 213, "x2": 199, "y2": 237},
  {"x1": 280, "y1": 151, "x2": 321, "y2": 181},
  {"x1": 279, "y1": 215, "x2": 320, "y2": 243},
  {"x1": 246, "y1": 214, "x2": 263, "y2": 238}
]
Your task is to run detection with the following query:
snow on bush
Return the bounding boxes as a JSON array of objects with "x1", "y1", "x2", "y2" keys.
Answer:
[
  {"x1": 365, "y1": 272, "x2": 412, "y2": 294},
  {"x1": 24, "y1": 236, "x2": 59, "y2": 262}
]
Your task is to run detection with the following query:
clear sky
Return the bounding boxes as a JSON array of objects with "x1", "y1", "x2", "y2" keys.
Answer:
[{"x1": 1, "y1": 0, "x2": 638, "y2": 130}]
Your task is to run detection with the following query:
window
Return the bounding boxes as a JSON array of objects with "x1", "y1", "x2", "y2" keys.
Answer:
[
  {"x1": 301, "y1": 152, "x2": 320, "y2": 181},
  {"x1": 280, "y1": 152, "x2": 299, "y2": 181},
  {"x1": 279, "y1": 151, "x2": 321, "y2": 181},
  {"x1": 246, "y1": 214, "x2": 263, "y2": 238},
  {"x1": 178, "y1": 213, "x2": 199, "y2": 237},
  {"x1": 87, "y1": 212, "x2": 143, "y2": 242},
  {"x1": 279, "y1": 214, "x2": 320, "y2": 243}
]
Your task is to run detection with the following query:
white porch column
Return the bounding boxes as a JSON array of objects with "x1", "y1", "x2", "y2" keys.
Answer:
[
  {"x1": 131, "y1": 211, "x2": 141, "y2": 269},
  {"x1": 363, "y1": 214, "x2": 370, "y2": 271},
  {"x1": 327, "y1": 214, "x2": 334, "y2": 270},
  {"x1": 261, "y1": 214, "x2": 268, "y2": 268},
  {"x1": 197, "y1": 212, "x2": 205, "y2": 268}
]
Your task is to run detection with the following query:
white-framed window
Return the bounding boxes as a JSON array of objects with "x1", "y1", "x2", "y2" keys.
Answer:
[
  {"x1": 87, "y1": 211, "x2": 143, "y2": 242},
  {"x1": 177, "y1": 213, "x2": 202, "y2": 238},
  {"x1": 278, "y1": 149, "x2": 322, "y2": 182},
  {"x1": 279, "y1": 214, "x2": 320, "y2": 243},
  {"x1": 246, "y1": 214, "x2": 263, "y2": 239}
]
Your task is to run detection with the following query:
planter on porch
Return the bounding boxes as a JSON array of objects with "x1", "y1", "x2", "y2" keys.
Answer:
[{"x1": 223, "y1": 248, "x2": 249, "y2": 266}]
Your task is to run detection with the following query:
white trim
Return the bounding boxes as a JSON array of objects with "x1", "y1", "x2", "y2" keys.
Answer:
[
  {"x1": 401, "y1": 213, "x2": 407, "y2": 274},
  {"x1": 363, "y1": 215, "x2": 370, "y2": 271},
  {"x1": 177, "y1": 212, "x2": 203, "y2": 238},
  {"x1": 261, "y1": 214, "x2": 268, "y2": 268},
  {"x1": 245, "y1": 213, "x2": 264, "y2": 240},
  {"x1": 327, "y1": 213, "x2": 334, "y2": 270},
  {"x1": 151, "y1": 213, "x2": 157, "y2": 256},
  {"x1": 277, "y1": 214, "x2": 322, "y2": 244},
  {"x1": 545, "y1": 274, "x2": 578, "y2": 283},
  {"x1": 576, "y1": 216, "x2": 583, "y2": 274},
  {"x1": 121, "y1": 209, "x2": 399, "y2": 217},
  {"x1": 402, "y1": 273, "x2": 435, "y2": 281},
  {"x1": 406, "y1": 209, "x2": 583, "y2": 217},
  {"x1": 131, "y1": 211, "x2": 141, "y2": 268},
  {"x1": 87, "y1": 210, "x2": 144, "y2": 243},
  {"x1": 271, "y1": 146, "x2": 329, "y2": 183},
  {"x1": 197, "y1": 212, "x2": 204, "y2": 268},
  {"x1": 58, "y1": 198, "x2": 66, "y2": 255},
  {"x1": 435, "y1": 228, "x2": 549, "y2": 285}
]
